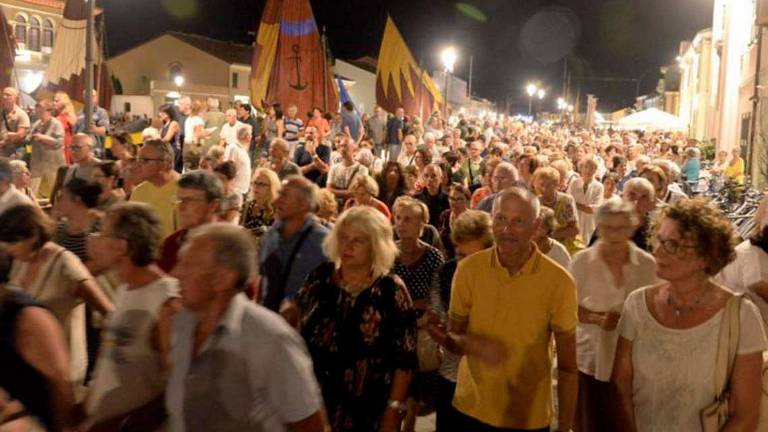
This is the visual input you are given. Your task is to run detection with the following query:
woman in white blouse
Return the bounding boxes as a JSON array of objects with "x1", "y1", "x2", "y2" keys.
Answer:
[
  {"x1": 570, "y1": 199, "x2": 657, "y2": 431},
  {"x1": 568, "y1": 157, "x2": 603, "y2": 245},
  {"x1": 613, "y1": 199, "x2": 766, "y2": 432}
]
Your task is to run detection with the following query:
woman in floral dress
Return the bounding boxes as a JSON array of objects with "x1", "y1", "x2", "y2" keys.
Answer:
[{"x1": 295, "y1": 206, "x2": 418, "y2": 432}]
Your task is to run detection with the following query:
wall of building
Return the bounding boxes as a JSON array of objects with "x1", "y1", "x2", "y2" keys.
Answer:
[
  {"x1": 1, "y1": 0, "x2": 63, "y2": 92},
  {"x1": 333, "y1": 60, "x2": 376, "y2": 114},
  {"x1": 107, "y1": 34, "x2": 232, "y2": 96}
]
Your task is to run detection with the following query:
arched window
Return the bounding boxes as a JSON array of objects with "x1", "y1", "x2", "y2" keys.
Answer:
[
  {"x1": 14, "y1": 14, "x2": 26, "y2": 44},
  {"x1": 28, "y1": 17, "x2": 40, "y2": 51},
  {"x1": 42, "y1": 19, "x2": 54, "y2": 48}
]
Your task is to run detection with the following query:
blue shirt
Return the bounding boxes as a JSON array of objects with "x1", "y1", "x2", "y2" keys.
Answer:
[
  {"x1": 260, "y1": 216, "x2": 329, "y2": 303},
  {"x1": 341, "y1": 110, "x2": 362, "y2": 141},
  {"x1": 76, "y1": 105, "x2": 110, "y2": 152},
  {"x1": 386, "y1": 116, "x2": 404, "y2": 145},
  {"x1": 682, "y1": 158, "x2": 701, "y2": 186},
  {"x1": 166, "y1": 293, "x2": 323, "y2": 432}
]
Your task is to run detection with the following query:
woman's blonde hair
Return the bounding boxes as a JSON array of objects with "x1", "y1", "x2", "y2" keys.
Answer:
[
  {"x1": 324, "y1": 206, "x2": 398, "y2": 279},
  {"x1": 451, "y1": 210, "x2": 493, "y2": 247},
  {"x1": 54, "y1": 91, "x2": 75, "y2": 115},
  {"x1": 532, "y1": 166, "x2": 561, "y2": 185},
  {"x1": 393, "y1": 196, "x2": 429, "y2": 225},
  {"x1": 349, "y1": 174, "x2": 379, "y2": 196},
  {"x1": 251, "y1": 168, "x2": 280, "y2": 205},
  {"x1": 315, "y1": 188, "x2": 338, "y2": 222}
]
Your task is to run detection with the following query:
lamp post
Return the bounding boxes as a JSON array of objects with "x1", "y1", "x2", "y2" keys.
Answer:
[
  {"x1": 440, "y1": 47, "x2": 457, "y2": 121},
  {"x1": 174, "y1": 75, "x2": 185, "y2": 88},
  {"x1": 526, "y1": 83, "x2": 537, "y2": 115}
]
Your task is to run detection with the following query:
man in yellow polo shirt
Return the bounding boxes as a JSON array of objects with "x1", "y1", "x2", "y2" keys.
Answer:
[
  {"x1": 130, "y1": 140, "x2": 180, "y2": 239},
  {"x1": 445, "y1": 187, "x2": 578, "y2": 431}
]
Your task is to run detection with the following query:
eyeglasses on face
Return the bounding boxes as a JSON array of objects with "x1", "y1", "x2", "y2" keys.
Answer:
[
  {"x1": 651, "y1": 237, "x2": 698, "y2": 255},
  {"x1": 136, "y1": 157, "x2": 165, "y2": 164}
]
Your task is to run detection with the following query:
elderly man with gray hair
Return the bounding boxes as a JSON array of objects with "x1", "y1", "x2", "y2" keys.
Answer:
[
  {"x1": 219, "y1": 108, "x2": 242, "y2": 148},
  {"x1": 158, "y1": 170, "x2": 224, "y2": 272},
  {"x1": 0, "y1": 87, "x2": 30, "y2": 158},
  {"x1": 258, "y1": 175, "x2": 329, "y2": 312},
  {"x1": 167, "y1": 223, "x2": 328, "y2": 432},
  {"x1": 0, "y1": 156, "x2": 32, "y2": 214},
  {"x1": 221, "y1": 123, "x2": 252, "y2": 195},
  {"x1": 130, "y1": 139, "x2": 180, "y2": 239}
]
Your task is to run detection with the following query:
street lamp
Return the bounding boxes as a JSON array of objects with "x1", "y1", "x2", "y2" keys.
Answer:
[
  {"x1": 526, "y1": 83, "x2": 537, "y2": 115},
  {"x1": 537, "y1": 89, "x2": 546, "y2": 100},
  {"x1": 441, "y1": 47, "x2": 457, "y2": 120},
  {"x1": 174, "y1": 75, "x2": 185, "y2": 88}
]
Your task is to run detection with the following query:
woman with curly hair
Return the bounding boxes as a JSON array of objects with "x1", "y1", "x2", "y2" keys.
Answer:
[{"x1": 613, "y1": 198, "x2": 767, "y2": 432}]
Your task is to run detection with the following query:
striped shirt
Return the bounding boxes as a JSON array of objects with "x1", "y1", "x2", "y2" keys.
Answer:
[{"x1": 283, "y1": 116, "x2": 304, "y2": 144}]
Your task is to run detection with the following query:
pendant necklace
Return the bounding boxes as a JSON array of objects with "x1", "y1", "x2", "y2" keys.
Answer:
[{"x1": 666, "y1": 288, "x2": 708, "y2": 317}]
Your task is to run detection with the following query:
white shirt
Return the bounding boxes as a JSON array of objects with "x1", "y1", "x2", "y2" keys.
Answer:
[
  {"x1": 0, "y1": 184, "x2": 32, "y2": 215},
  {"x1": 545, "y1": 239, "x2": 572, "y2": 270},
  {"x1": 571, "y1": 242, "x2": 657, "y2": 381},
  {"x1": 85, "y1": 277, "x2": 179, "y2": 426},
  {"x1": 220, "y1": 121, "x2": 243, "y2": 147},
  {"x1": 716, "y1": 240, "x2": 768, "y2": 322},
  {"x1": 567, "y1": 178, "x2": 604, "y2": 245},
  {"x1": 327, "y1": 162, "x2": 368, "y2": 191},
  {"x1": 224, "y1": 141, "x2": 252, "y2": 195},
  {"x1": 183, "y1": 115, "x2": 205, "y2": 145}
]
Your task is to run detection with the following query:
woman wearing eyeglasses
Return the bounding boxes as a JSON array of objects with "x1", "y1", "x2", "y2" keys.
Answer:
[
  {"x1": 241, "y1": 168, "x2": 280, "y2": 239},
  {"x1": 437, "y1": 183, "x2": 471, "y2": 260},
  {"x1": 613, "y1": 198, "x2": 766, "y2": 432}
]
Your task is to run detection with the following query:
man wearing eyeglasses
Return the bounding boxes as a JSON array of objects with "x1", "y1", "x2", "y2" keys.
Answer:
[
  {"x1": 62, "y1": 133, "x2": 102, "y2": 186},
  {"x1": 129, "y1": 140, "x2": 180, "y2": 239},
  {"x1": 158, "y1": 170, "x2": 223, "y2": 273},
  {"x1": 475, "y1": 162, "x2": 520, "y2": 213}
]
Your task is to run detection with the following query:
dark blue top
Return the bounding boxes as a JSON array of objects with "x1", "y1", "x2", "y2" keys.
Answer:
[
  {"x1": 293, "y1": 143, "x2": 331, "y2": 186},
  {"x1": 386, "y1": 116, "x2": 404, "y2": 145}
]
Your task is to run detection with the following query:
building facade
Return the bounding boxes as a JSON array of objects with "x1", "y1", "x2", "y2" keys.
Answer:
[
  {"x1": 678, "y1": 29, "x2": 714, "y2": 142},
  {"x1": 1, "y1": 0, "x2": 63, "y2": 93}
]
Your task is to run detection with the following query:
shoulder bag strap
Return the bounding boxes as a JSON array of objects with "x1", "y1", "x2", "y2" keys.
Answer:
[
  {"x1": 714, "y1": 295, "x2": 743, "y2": 398},
  {"x1": 280, "y1": 226, "x2": 315, "y2": 286}
]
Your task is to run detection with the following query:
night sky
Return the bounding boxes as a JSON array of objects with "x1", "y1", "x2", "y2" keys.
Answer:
[{"x1": 101, "y1": 0, "x2": 714, "y2": 113}]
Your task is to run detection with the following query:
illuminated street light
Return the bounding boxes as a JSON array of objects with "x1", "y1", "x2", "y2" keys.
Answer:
[
  {"x1": 526, "y1": 83, "x2": 538, "y2": 115},
  {"x1": 441, "y1": 46, "x2": 458, "y2": 120},
  {"x1": 174, "y1": 75, "x2": 185, "y2": 88},
  {"x1": 537, "y1": 89, "x2": 546, "y2": 100},
  {"x1": 441, "y1": 47, "x2": 458, "y2": 73}
]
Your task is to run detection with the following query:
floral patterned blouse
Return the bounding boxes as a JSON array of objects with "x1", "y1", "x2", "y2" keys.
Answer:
[
  {"x1": 240, "y1": 200, "x2": 275, "y2": 237},
  {"x1": 296, "y1": 263, "x2": 418, "y2": 432}
]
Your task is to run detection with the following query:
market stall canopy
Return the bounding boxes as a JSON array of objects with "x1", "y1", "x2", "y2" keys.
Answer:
[{"x1": 617, "y1": 108, "x2": 686, "y2": 131}]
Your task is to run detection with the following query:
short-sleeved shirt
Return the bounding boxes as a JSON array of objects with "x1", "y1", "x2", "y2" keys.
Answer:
[
  {"x1": 393, "y1": 244, "x2": 444, "y2": 301},
  {"x1": 0, "y1": 105, "x2": 30, "y2": 157},
  {"x1": 368, "y1": 115, "x2": 387, "y2": 145},
  {"x1": 293, "y1": 143, "x2": 331, "y2": 186},
  {"x1": 327, "y1": 162, "x2": 368, "y2": 191},
  {"x1": 571, "y1": 243, "x2": 657, "y2": 381},
  {"x1": 129, "y1": 180, "x2": 178, "y2": 240},
  {"x1": 283, "y1": 116, "x2": 304, "y2": 144},
  {"x1": 76, "y1": 106, "x2": 110, "y2": 150},
  {"x1": 386, "y1": 116, "x2": 404, "y2": 145},
  {"x1": 167, "y1": 293, "x2": 323, "y2": 432},
  {"x1": 449, "y1": 246, "x2": 578, "y2": 429},
  {"x1": 617, "y1": 289, "x2": 767, "y2": 432},
  {"x1": 274, "y1": 160, "x2": 301, "y2": 180}
]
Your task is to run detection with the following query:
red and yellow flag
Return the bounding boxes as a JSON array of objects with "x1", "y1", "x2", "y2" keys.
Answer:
[
  {"x1": 250, "y1": 0, "x2": 338, "y2": 116},
  {"x1": 376, "y1": 17, "x2": 443, "y2": 121}
]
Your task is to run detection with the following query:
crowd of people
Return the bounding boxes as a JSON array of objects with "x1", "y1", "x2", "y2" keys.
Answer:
[{"x1": 0, "y1": 82, "x2": 767, "y2": 432}]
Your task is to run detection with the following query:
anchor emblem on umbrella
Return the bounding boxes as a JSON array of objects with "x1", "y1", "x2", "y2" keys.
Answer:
[{"x1": 288, "y1": 44, "x2": 308, "y2": 90}]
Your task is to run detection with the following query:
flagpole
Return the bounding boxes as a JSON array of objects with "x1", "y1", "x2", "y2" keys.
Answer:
[
  {"x1": 84, "y1": 0, "x2": 94, "y2": 135},
  {"x1": 321, "y1": 26, "x2": 329, "y2": 112}
]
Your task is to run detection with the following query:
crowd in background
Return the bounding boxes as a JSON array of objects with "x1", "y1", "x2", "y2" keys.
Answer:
[{"x1": 0, "y1": 82, "x2": 767, "y2": 431}]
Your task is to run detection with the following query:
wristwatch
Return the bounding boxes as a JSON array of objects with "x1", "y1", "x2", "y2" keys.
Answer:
[{"x1": 387, "y1": 399, "x2": 407, "y2": 414}]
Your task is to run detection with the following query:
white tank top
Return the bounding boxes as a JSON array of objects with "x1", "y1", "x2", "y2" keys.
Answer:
[{"x1": 85, "y1": 276, "x2": 179, "y2": 424}]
